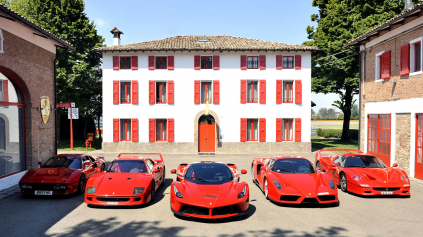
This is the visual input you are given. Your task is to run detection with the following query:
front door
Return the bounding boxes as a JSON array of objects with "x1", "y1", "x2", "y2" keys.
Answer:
[
  {"x1": 198, "y1": 115, "x2": 215, "y2": 152},
  {"x1": 416, "y1": 114, "x2": 423, "y2": 180},
  {"x1": 368, "y1": 114, "x2": 391, "y2": 166}
]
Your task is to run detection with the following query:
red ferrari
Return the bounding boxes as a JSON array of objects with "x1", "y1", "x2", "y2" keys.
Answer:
[
  {"x1": 315, "y1": 149, "x2": 410, "y2": 196},
  {"x1": 19, "y1": 154, "x2": 106, "y2": 196},
  {"x1": 170, "y1": 161, "x2": 249, "y2": 219},
  {"x1": 85, "y1": 153, "x2": 165, "y2": 206},
  {"x1": 251, "y1": 156, "x2": 338, "y2": 205}
]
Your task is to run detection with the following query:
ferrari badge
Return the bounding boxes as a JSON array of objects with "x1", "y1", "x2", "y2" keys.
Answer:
[
  {"x1": 48, "y1": 170, "x2": 54, "y2": 174},
  {"x1": 40, "y1": 96, "x2": 50, "y2": 125}
]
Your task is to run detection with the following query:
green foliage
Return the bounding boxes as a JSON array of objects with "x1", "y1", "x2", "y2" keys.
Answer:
[
  {"x1": 351, "y1": 104, "x2": 359, "y2": 120},
  {"x1": 316, "y1": 128, "x2": 358, "y2": 139}
]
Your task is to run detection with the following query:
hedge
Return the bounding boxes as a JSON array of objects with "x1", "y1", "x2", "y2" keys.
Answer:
[{"x1": 316, "y1": 128, "x2": 358, "y2": 139}]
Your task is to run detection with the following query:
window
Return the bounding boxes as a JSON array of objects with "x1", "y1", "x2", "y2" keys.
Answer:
[
  {"x1": 414, "y1": 41, "x2": 421, "y2": 72},
  {"x1": 120, "y1": 119, "x2": 132, "y2": 141},
  {"x1": 0, "y1": 29, "x2": 3, "y2": 52},
  {"x1": 368, "y1": 114, "x2": 391, "y2": 166},
  {"x1": 247, "y1": 119, "x2": 258, "y2": 141},
  {"x1": 282, "y1": 119, "x2": 293, "y2": 141},
  {"x1": 156, "y1": 82, "x2": 167, "y2": 104},
  {"x1": 375, "y1": 51, "x2": 391, "y2": 80},
  {"x1": 156, "y1": 119, "x2": 167, "y2": 141},
  {"x1": 247, "y1": 56, "x2": 258, "y2": 69},
  {"x1": 156, "y1": 57, "x2": 167, "y2": 69},
  {"x1": 201, "y1": 82, "x2": 212, "y2": 103},
  {"x1": 417, "y1": 115, "x2": 423, "y2": 165},
  {"x1": 247, "y1": 81, "x2": 258, "y2": 103},
  {"x1": 120, "y1": 82, "x2": 131, "y2": 104},
  {"x1": 283, "y1": 82, "x2": 293, "y2": 103},
  {"x1": 283, "y1": 56, "x2": 294, "y2": 69},
  {"x1": 0, "y1": 80, "x2": 2, "y2": 102},
  {"x1": 120, "y1": 57, "x2": 131, "y2": 69},
  {"x1": 0, "y1": 117, "x2": 5, "y2": 150},
  {"x1": 201, "y1": 56, "x2": 212, "y2": 69}
]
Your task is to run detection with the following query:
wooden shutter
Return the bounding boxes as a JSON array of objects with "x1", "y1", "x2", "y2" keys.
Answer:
[
  {"x1": 400, "y1": 44, "x2": 410, "y2": 75},
  {"x1": 149, "y1": 80, "x2": 155, "y2": 104},
  {"x1": 259, "y1": 80, "x2": 266, "y2": 104},
  {"x1": 276, "y1": 55, "x2": 283, "y2": 69},
  {"x1": 149, "y1": 119, "x2": 155, "y2": 142},
  {"x1": 276, "y1": 118, "x2": 282, "y2": 142},
  {"x1": 276, "y1": 80, "x2": 282, "y2": 104},
  {"x1": 295, "y1": 80, "x2": 302, "y2": 104},
  {"x1": 168, "y1": 119, "x2": 174, "y2": 142},
  {"x1": 2, "y1": 80, "x2": 8, "y2": 103},
  {"x1": 240, "y1": 118, "x2": 247, "y2": 142},
  {"x1": 259, "y1": 118, "x2": 266, "y2": 142},
  {"x1": 213, "y1": 80, "x2": 220, "y2": 104},
  {"x1": 213, "y1": 55, "x2": 220, "y2": 69},
  {"x1": 295, "y1": 118, "x2": 302, "y2": 142},
  {"x1": 295, "y1": 55, "x2": 302, "y2": 69},
  {"x1": 241, "y1": 55, "x2": 247, "y2": 70},
  {"x1": 194, "y1": 55, "x2": 201, "y2": 70},
  {"x1": 132, "y1": 119, "x2": 139, "y2": 142},
  {"x1": 168, "y1": 56, "x2": 174, "y2": 70},
  {"x1": 131, "y1": 56, "x2": 138, "y2": 70},
  {"x1": 132, "y1": 81, "x2": 138, "y2": 104},
  {"x1": 113, "y1": 56, "x2": 119, "y2": 70},
  {"x1": 148, "y1": 56, "x2": 155, "y2": 70},
  {"x1": 194, "y1": 80, "x2": 201, "y2": 104},
  {"x1": 259, "y1": 55, "x2": 266, "y2": 69},
  {"x1": 240, "y1": 80, "x2": 247, "y2": 103},
  {"x1": 168, "y1": 80, "x2": 174, "y2": 104},
  {"x1": 381, "y1": 51, "x2": 391, "y2": 79},
  {"x1": 113, "y1": 80, "x2": 119, "y2": 104},
  {"x1": 113, "y1": 119, "x2": 119, "y2": 142}
]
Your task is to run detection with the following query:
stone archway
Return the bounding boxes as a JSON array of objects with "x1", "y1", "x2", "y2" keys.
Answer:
[{"x1": 194, "y1": 110, "x2": 220, "y2": 148}]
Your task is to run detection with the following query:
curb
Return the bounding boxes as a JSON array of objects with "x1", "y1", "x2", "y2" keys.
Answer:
[{"x1": 0, "y1": 185, "x2": 19, "y2": 200}]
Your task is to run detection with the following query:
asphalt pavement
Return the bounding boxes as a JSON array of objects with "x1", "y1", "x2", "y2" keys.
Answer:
[{"x1": 1, "y1": 152, "x2": 422, "y2": 237}]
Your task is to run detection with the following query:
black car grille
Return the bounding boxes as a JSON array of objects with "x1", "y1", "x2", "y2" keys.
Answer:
[
  {"x1": 318, "y1": 195, "x2": 336, "y2": 201},
  {"x1": 373, "y1": 188, "x2": 400, "y2": 191},
  {"x1": 302, "y1": 198, "x2": 319, "y2": 204},
  {"x1": 212, "y1": 205, "x2": 242, "y2": 216},
  {"x1": 31, "y1": 183, "x2": 56, "y2": 190},
  {"x1": 280, "y1": 195, "x2": 301, "y2": 201},
  {"x1": 180, "y1": 204, "x2": 209, "y2": 215},
  {"x1": 96, "y1": 198, "x2": 130, "y2": 202}
]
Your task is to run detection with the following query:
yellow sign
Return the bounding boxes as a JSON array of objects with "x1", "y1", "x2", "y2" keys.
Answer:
[
  {"x1": 87, "y1": 133, "x2": 94, "y2": 141},
  {"x1": 40, "y1": 96, "x2": 50, "y2": 124}
]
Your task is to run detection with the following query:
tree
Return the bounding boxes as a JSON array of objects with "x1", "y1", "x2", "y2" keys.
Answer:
[
  {"x1": 327, "y1": 108, "x2": 336, "y2": 120},
  {"x1": 311, "y1": 109, "x2": 315, "y2": 119},
  {"x1": 351, "y1": 104, "x2": 359, "y2": 120},
  {"x1": 318, "y1": 108, "x2": 328, "y2": 120},
  {"x1": 305, "y1": 0, "x2": 420, "y2": 140}
]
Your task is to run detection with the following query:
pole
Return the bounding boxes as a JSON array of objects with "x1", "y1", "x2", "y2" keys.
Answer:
[{"x1": 70, "y1": 107, "x2": 73, "y2": 150}]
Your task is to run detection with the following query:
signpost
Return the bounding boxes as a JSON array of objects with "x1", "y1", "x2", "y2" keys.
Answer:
[{"x1": 57, "y1": 102, "x2": 78, "y2": 150}]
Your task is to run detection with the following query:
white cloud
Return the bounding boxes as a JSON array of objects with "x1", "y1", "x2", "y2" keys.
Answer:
[{"x1": 95, "y1": 18, "x2": 106, "y2": 27}]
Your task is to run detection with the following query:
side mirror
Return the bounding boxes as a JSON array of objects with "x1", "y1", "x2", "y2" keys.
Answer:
[
  {"x1": 392, "y1": 163, "x2": 398, "y2": 168},
  {"x1": 171, "y1": 169, "x2": 177, "y2": 174},
  {"x1": 38, "y1": 161, "x2": 42, "y2": 168},
  {"x1": 95, "y1": 167, "x2": 101, "y2": 173},
  {"x1": 241, "y1": 169, "x2": 247, "y2": 174},
  {"x1": 153, "y1": 168, "x2": 160, "y2": 173}
]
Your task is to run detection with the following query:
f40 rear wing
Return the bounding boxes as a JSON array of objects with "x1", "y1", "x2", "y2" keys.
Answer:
[
  {"x1": 316, "y1": 149, "x2": 362, "y2": 158},
  {"x1": 117, "y1": 153, "x2": 164, "y2": 162}
]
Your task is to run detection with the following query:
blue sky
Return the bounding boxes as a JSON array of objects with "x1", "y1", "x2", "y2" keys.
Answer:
[{"x1": 85, "y1": 0, "x2": 356, "y2": 112}]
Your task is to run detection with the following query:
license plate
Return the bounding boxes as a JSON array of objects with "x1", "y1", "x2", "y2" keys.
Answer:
[
  {"x1": 381, "y1": 192, "x2": 393, "y2": 195},
  {"x1": 35, "y1": 191, "x2": 53, "y2": 195},
  {"x1": 107, "y1": 202, "x2": 118, "y2": 205}
]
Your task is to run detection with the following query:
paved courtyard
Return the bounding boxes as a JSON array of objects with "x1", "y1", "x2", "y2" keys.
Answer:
[{"x1": 1, "y1": 152, "x2": 423, "y2": 237}]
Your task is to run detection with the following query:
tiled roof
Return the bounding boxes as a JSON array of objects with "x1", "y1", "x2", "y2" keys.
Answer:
[
  {"x1": 0, "y1": 3, "x2": 75, "y2": 50},
  {"x1": 346, "y1": 2, "x2": 423, "y2": 47},
  {"x1": 93, "y1": 35, "x2": 320, "y2": 52}
]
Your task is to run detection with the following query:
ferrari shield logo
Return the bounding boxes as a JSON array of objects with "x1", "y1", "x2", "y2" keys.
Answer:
[
  {"x1": 40, "y1": 96, "x2": 50, "y2": 125},
  {"x1": 48, "y1": 170, "x2": 54, "y2": 174}
]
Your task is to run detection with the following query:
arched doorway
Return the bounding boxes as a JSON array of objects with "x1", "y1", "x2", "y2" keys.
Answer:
[{"x1": 198, "y1": 114, "x2": 215, "y2": 153}]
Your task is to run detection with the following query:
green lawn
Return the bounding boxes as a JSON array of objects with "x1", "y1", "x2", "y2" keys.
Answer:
[
  {"x1": 58, "y1": 139, "x2": 102, "y2": 151},
  {"x1": 311, "y1": 137, "x2": 358, "y2": 154}
]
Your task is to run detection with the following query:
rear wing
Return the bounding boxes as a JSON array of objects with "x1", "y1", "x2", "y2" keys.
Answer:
[
  {"x1": 117, "y1": 153, "x2": 164, "y2": 163},
  {"x1": 315, "y1": 149, "x2": 362, "y2": 160}
]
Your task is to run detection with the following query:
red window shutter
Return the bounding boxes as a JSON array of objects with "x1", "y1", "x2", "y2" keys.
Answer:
[
  {"x1": 148, "y1": 56, "x2": 155, "y2": 70},
  {"x1": 149, "y1": 119, "x2": 155, "y2": 142},
  {"x1": 295, "y1": 55, "x2": 302, "y2": 69},
  {"x1": 113, "y1": 80, "x2": 119, "y2": 104},
  {"x1": 194, "y1": 80, "x2": 201, "y2": 104},
  {"x1": 381, "y1": 51, "x2": 391, "y2": 79},
  {"x1": 131, "y1": 56, "x2": 138, "y2": 70},
  {"x1": 149, "y1": 80, "x2": 155, "y2": 104},
  {"x1": 241, "y1": 55, "x2": 247, "y2": 70},
  {"x1": 276, "y1": 118, "x2": 282, "y2": 142},
  {"x1": 113, "y1": 56, "x2": 119, "y2": 70},
  {"x1": 3, "y1": 80, "x2": 8, "y2": 102},
  {"x1": 259, "y1": 80, "x2": 266, "y2": 104},
  {"x1": 276, "y1": 55, "x2": 283, "y2": 69},
  {"x1": 259, "y1": 118, "x2": 266, "y2": 142},
  {"x1": 168, "y1": 80, "x2": 174, "y2": 104},
  {"x1": 113, "y1": 119, "x2": 119, "y2": 142},
  {"x1": 194, "y1": 55, "x2": 201, "y2": 70},
  {"x1": 168, "y1": 56, "x2": 174, "y2": 70},
  {"x1": 132, "y1": 119, "x2": 139, "y2": 142},
  {"x1": 240, "y1": 118, "x2": 247, "y2": 142},
  {"x1": 259, "y1": 55, "x2": 266, "y2": 69},
  {"x1": 213, "y1": 80, "x2": 220, "y2": 104},
  {"x1": 276, "y1": 80, "x2": 282, "y2": 104},
  {"x1": 295, "y1": 80, "x2": 302, "y2": 104},
  {"x1": 213, "y1": 55, "x2": 220, "y2": 69},
  {"x1": 132, "y1": 81, "x2": 138, "y2": 104},
  {"x1": 400, "y1": 44, "x2": 410, "y2": 75},
  {"x1": 295, "y1": 118, "x2": 302, "y2": 142},
  {"x1": 240, "y1": 80, "x2": 247, "y2": 103},
  {"x1": 168, "y1": 118, "x2": 174, "y2": 142}
]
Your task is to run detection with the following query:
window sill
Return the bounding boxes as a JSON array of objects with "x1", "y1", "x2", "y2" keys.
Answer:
[
  {"x1": 375, "y1": 79, "x2": 384, "y2": 83},
  {"x1": 410, "y1": 71, "x2": 422, "y2": 77},
  {"x1": 156, "y1": 141, "x2": 168, "y2": 143},
  {"x1": 0, "y1": 51, "x2": 4, "y2": 54}
]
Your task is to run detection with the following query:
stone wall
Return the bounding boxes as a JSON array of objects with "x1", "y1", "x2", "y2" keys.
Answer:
[{"x1": 395, "y1": 113, "x2": 411, "y2": 175}]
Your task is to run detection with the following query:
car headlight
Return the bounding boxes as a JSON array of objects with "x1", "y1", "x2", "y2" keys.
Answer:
[
  {"x1": 401, "y1": 176, "x2": 408, "y2": 180},
  {"x1": 133, "y1": 187, "x2": 145, "y2": 195},
  {"x1": 238, "y1": 185, "x2": 247, "y2": 198},
  {"x1": 86, "y1": 187, "x2": 96, "y2": 194},
  {"x1": 351, "y1": 175, "x2": 361, "y2": 181},
  {"x1": 404, "y1": 184, "x2": 410, "y2": 187},
  {"x1": 328, "y1": 180, "x2": 335, "y2": 190},
  {"x1": 54, "y1": 184, "x2": 66, "y2": 190},
  {"x1": 272, "y1": 180, "x2": 282, "y2": 190},
  {"x1": 174, "y1": 185, "x2": 183, "y2": 198},
  {"x1": 20, "y1": 184, "x2": 32, "y2": 189}
]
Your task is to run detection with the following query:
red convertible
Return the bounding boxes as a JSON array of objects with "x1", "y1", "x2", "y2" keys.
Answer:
[
  {"x1": 315, "y1": 149, "x2": 410, "y2": 196},
  {"x1": 170, "y1": 161, "x2": 249, "y2": 219},
  {"x1": 251, "y1": 156, "x2": 338, "y2": 205},
  {"x1": 85, "y1": 153, "x2": 165, "y2": 206},
  {"x1": 19, "y1": 154, "x2": 106, "y2": 195}
]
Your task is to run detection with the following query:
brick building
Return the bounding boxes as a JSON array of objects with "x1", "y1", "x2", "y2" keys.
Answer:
[
  {"x1": 0, "y1": 4, "x2": 74, "y2": 178},
  {"x1": 346, "y1": 2, "x2": 423, "y2": 180},
  {"x1": 95, "y1": 30, "x2": 320, "y2": 154}
]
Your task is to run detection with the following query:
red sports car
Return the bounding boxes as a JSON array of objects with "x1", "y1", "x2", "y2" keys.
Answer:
[
  {"x1": 170, "y1": 161, "x2": 249, "y2": 219},
  {"x1": 19, "y1": 154, "x2": 106, "y2": 196},
  {"x1": 85, "y1": 153, "x2": 166, "y2": 206},
  {"x1": 251, "y1": 156, "x2": 338, "y2": 205},
  {"x1": 315, "y1": 149, "x2": 411, "y2": 196}
]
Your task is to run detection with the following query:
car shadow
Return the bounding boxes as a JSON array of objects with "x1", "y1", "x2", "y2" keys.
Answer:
[
  {"x1": 270, "y1": 199, "x2": 340, "y2": 208},
  {"x1": 346, "y1": 191, "x2": 410, "y2": 199}
]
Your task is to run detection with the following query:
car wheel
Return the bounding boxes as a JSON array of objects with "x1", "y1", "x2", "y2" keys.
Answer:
[
  {"x1": 101, "y1": 163, "x2": 105, "y2": 172},
  {"x1": 264, "y1": 179, "x2": 269, "y2": 200},
  {"x1": 316, "y1": 161, "x2": 321, "y2": 171},
  {"x1": 340, "y1": 173, "x2": 348, "y2": 192},
  {"x1": 251, "y1": 165, "x2": 255, "y2": 181},
  {"x1": 161, "y1": 169, "x2": 166, "y2": 187},
  {"x1": 77, "y1": 175, "x2": 86, "y2": 194},
  {"x1": 150, "y1": 181, "x2": 156, "y2": 203}
]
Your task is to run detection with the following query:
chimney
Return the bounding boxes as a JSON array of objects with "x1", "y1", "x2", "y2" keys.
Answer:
[
  {"x1": 110, "y1": 27, "x2": 123, "y2": 46},
  {"x1": 405, "y1": 0, "x2": 414, "y2": 10}
]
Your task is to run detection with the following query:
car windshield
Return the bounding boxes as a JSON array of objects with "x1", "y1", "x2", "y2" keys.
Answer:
[
  {"x1": 185, "y1": 163, "x2": 233, "y2": 184},
  {"x1": 344, "y1": 155, "x2": 387, "y2": 168},
  {"x1": 272, "y1": 158, "x2": 316, "y2": 174},
  {"x1": 41, "y1": 156, "x2": 82, "y2": 169},
  {"x1": 106, "y1": 160, "x2": 147, "y2": 173}
]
